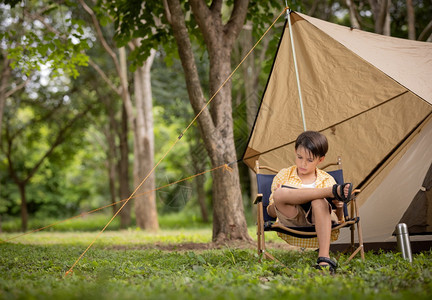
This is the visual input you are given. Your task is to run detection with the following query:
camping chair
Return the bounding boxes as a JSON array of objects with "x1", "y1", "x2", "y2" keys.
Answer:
[{"x1": 254, "y1": 158, "x2": 365, "y2": 262}]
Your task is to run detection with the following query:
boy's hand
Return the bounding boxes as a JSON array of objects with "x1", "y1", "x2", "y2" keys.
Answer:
[
  {"x1": 272, "y1": 184, "x2": 282, "y2": 193},
  {"x1": 331, "y1": 200, "x2": 344, "y2": 208},
  {"x1": 332, "y1": 200, "x2": 345, "y2": 223}
]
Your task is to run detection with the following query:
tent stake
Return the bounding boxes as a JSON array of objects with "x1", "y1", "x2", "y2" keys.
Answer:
[{"x1": 286, "y1": 8, "x2": 307, "y2": 131}]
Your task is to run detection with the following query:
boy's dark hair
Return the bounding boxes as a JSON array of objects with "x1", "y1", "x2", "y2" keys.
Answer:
[{"x1": 295, "y1": 131, "x2": 328, "y2": 158}]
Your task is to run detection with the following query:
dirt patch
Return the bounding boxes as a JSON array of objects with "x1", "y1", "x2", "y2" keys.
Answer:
[{"x1": 107, "y1": 241, "x2": 300, "y2": 252}]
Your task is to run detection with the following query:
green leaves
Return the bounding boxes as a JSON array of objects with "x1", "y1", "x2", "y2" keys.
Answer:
[{"x1": 2, "y1": 1, "x2": 90, "y2": 78}]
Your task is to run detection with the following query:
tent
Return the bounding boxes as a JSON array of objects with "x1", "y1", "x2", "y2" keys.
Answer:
[{"x1": 243, "y1": 11, "x2": 432, "y2": 250}]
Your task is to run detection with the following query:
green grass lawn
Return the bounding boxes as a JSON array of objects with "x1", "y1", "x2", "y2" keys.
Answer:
[{"x1": 1, "y1": 226, "x2": 431, "y2": 300}]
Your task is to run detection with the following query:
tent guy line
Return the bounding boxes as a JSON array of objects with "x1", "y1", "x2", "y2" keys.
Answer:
[
  {"x1": 0, "y1": 162, "x2": 235, "y2": 244},
  {"x1": 1, "y1": 6, "x2": 287, "y2": 247},
  {"x1": 242, "y1": 90, "x2": 411, "y2": 168},
  {"x1": 62, "y1": 7, "x2": 289, "y2": 278}
]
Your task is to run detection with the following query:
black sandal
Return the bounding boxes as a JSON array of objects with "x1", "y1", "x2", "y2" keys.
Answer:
[
  {"x1": 332, "y1": 183, "x2": 353, "y2": 203},
  {"x1": 314, "y1": 257, "x2": 337, "y2": 274}
]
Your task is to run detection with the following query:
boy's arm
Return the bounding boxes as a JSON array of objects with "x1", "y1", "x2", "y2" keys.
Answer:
[{"x1": 268, "y1": 171, "x2": 286, "y2": 218}]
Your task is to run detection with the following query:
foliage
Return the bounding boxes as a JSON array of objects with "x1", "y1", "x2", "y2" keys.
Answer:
[
  {"x1": 0, "y1": 205, "x2": 212, "y2": 232},
  {"x1": 0, "y1": 1, "x2": 90, "y2": 78},
  {"x1": 99, "y1": 0, "x2": 172, "y2": 72},
  {"x1": 390, "y1": 0, "x2": 432, "y2": 39},
  {"x1": 0, "y1": 229, "x2": 431, "y2": 299},
  {"x1": 1, "y1": 0, "x2": 431, "y2": 232}
]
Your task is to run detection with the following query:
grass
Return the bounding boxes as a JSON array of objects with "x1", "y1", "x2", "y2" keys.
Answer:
[
  {"x1": 1, "y1": 226, "x2": 432, "y2": 300},
  {"x1": 0, "y1": 210, "x2": 214, "y2": 232},
  {"x1": 1, "y1": 213, "x2": 432, "y2": 299}
]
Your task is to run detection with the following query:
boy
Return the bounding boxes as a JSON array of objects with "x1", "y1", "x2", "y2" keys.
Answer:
[{"x1": 267, "y1": 131, "x2": 353, "y2": 273}]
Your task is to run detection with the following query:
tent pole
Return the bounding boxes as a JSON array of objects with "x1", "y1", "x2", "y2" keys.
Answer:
[{"x1": 286, "y1": 7, "x2": 307, "y2": 131}]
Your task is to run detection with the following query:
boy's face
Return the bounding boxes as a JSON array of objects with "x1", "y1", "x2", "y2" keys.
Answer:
[{"x1": 295, "y1": 146, "x2": 325, "y2": 177}]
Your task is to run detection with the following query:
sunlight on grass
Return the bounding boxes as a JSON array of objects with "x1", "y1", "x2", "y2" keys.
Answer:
[
  {"x1": 0, "y1": 228, "x2": 214, "y2": 247},
  {"x1": 0, "y1": 226, "x2": 286, "y2": 247},
  {"x1": 0, "y1": 211, "x2": 285, "y2": 247}
]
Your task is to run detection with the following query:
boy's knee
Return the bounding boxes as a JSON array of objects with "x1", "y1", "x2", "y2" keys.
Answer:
[
  {"x1": 273, "y1": 189, "x2": 282, "y2": 203},
  {"x1": 311, "y1": 198, "x2": 327, "y2": 210},
  {"x1": 267, "y1": 203, "x2": 276, "y2": 218},
  {"x1": 273, "y1": 188, "x2": 288, "y2": 205}
]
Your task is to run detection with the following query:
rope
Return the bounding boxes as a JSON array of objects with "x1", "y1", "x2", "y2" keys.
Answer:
[
  {"x1": 1, "y1": 162, "x2": 237, "y2": 245},
  {"x1": 16, "y1": 7, "x2": 287, "y2": 277},
  {"x1": 63, "y1": 161, "x2": 237, "y2": 276}
]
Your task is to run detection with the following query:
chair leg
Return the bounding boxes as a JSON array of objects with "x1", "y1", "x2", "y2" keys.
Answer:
[
  {"x1": 257, "y1": 202, "x2": 265, "y2": 261},
  {"x1": 263, "y1": 251, "x2": 277, "y2": 261},
  {"x1": 350, "y1": 203, "x2": 356, "y2": 251},
  {"x1": 256, "y1": 202, "x2": 279, "y2": 263},
  {"x1": 346, "y1": 200, "x2": 365, "y2": 262},
  {"x1": 354, "y1": 200, "x2": 365, "y2": 260}
]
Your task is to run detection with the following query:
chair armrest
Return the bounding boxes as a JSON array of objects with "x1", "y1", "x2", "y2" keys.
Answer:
[{"x1": 254, "y1": 194, "x2": 263, "y2": 205}]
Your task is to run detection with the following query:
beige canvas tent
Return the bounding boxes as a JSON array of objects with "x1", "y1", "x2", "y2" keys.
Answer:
[{"x1": 243, "y1": 11, "x2": 432, "y2": 250}]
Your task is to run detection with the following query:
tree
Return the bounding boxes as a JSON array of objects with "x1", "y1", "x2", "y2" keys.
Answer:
[
  {"x1": 406, "y1": 0, "x2": 416, "y2": 39},
  {"x1": 1, "y1": 81, "x2": 93, "y2": 231},
  {"x1": 0, "y1": 1, "x2": 92, "y2": 230},
  {"x1": 108, "y1": 0, "x2": 291, "y2": 241},
  {"x1": 163, "y1": 0, "x2": 251, "y2": 242},
  {"x1": 78, "y1": 0, "x2": 159, "y2": 230}
]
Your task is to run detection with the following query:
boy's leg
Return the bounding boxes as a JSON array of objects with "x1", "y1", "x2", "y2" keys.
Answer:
[
  {"x1": 273, "y1": 184, "x2": 351, "y2": 207},
  {"x1": 273, "y1": 186, "x2": 333, "y2": 207},
  {"x1": 270, "y1": 187, "x2": 333, "y2": 219},
  {"x1": 311, "y1": 199, "x2": 332, "y2": 263}
]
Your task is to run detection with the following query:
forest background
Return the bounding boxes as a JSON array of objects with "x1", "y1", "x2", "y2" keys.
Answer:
[{"x1": 1, "y1": 0, "x2": 431, "y2": 242}]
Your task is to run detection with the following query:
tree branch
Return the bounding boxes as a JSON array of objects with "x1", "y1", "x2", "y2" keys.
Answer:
[
  {"x1": 5, "y1": 77, "x2": 30, "y2": 99},
  {"x1": 189, "y1": 0, "x2": 213, "y2": 47},
  {"x1": 23, "y1": 8, "x2": 66, "y2": 39},
  {"x1": 165, "y1": 0, "x2": 216, "y2": 142},
  {"x1": 162, "y1": 0, "x2": 172, "y2": 25},
  {"x1": 78, "y1": 0, "x2": 122, "y2": 76},
  {"x1": 87, "y1": 58, "x2": 122, "y2": 96},
  {"x1": 418, "y1": 19, "x2": 432, "y2": 41},
  {"x1": 345, "y1": 0, "x2": 361, "y2": 29},
  {"x1": 224, "y1": 0, "x2": 249, "y2": 43},
  {"x1": 24, "y1": 102, "x2": 95, "y2": 183}
]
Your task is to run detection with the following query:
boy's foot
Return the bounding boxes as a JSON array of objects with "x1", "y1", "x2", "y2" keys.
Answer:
[
  {"x1": 332, "y1": 183, "x2": 353, "y2": 203},
  {"x1": 314, "y1": 257, "x2": 337, "y2": 274}
]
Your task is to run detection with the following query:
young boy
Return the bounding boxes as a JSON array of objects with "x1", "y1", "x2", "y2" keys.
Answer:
[{"x1": 267, "y1": 131, "x2": 353, "y2": 273}]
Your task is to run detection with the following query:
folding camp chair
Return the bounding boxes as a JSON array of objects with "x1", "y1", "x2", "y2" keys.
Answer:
[{"x1": 254, "y1": 159, "x2": 365, "y2": 262}]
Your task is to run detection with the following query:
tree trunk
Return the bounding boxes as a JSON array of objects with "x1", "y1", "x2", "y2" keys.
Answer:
[
  {"x1": 132, "y1": 48, "x2": 159, "y2": 231},
  {"x1": 190, "y1": 139, "x2": 209, "y2": 222},
  {"x1": 196, "y1": 173, "x2": 209, "y2": 223},
  {"x1": 370, "y1": 0, "x2": 390, "y2": 34},
  {"x1": 208, "y1": 52, "x2": 250, "y2": 242},
  {"x1": 239, "y1": 22, "x2": 261, "y2": 205},
  {"x1": 118, "y1": 104, "x2": 131, "y2": 228},
  {"x1": 345, "y1": 0, "x2": 361, "y2": 29},
  {"x1": 165, "y1": 0, "x2": 251, "y2": 243},
  {"x1": 406, "y1": 0, "x2": 416, "y2": 40},
  {"x1": 80, "y1": 2, "x2": 135, "y2": 228},
  {"x1": 418, "y1": 20, "x2": 432, "y2": 41},
  {"x1": 105, "y1": 105, "x2": 119, "y2": 215},
  {"x1": 0, "y1": 55, "x2": 11, "y2": 147},
  {"x1": 18, "y1": 183, "x2": 28, "y2": 232},
  {"x1": 383, "y1": 3, "x2": 391, "y2": 36},
  {"x1": 0, "y1": 54, "x2": 10, "y2": 210}
]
